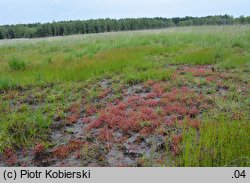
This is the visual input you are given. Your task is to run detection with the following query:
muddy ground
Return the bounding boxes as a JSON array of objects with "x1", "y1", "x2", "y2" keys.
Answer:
[{"x1": 0, "y1": 65, "x2": 248, "y2": 167}]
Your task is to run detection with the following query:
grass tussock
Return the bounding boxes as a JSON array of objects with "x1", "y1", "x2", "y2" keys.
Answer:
[
  {"x1": 181, "y1": 115, "x2": 249, "y2": 167},
  {"x1": 0, "y1": 111, "x2": 52, "y2": 153},
  {"x1": 8, "y1": 57, "x2": 27, "y2": 71}
]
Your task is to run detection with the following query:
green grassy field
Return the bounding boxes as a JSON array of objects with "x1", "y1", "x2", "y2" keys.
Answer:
[{"x1": 0, "y1": 25, "x2": 249, "y2": 167}]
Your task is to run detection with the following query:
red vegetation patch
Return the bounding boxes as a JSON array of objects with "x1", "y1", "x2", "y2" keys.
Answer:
[
  {"x1": 82, "y1": 117, "x2": 92, "y2": 123},
  {"x1": 171, "y1": 135, "x2": 183, "y2": 156},
  {"x1": 33, "y1": 144, "x2": 45, "y2": 155},
  {"x1": 75, "y1": 150, "x2": 81, "y2": 159},
  {"x1": 67, "y1": 114, "x2": 78, "y2": 124},
  {"x1": 143, "y1": 99, "x2": 159, "y2": 107},
  {"x1": 98, "y1": 89, "x2": 110, "y2": 99},
  {"x1": 187, "y1": 119, "x2": 201, "y2": 130},
  {"x1": 145, "y1": 80, "x2": 156, "y2": 87},
  {"x1": 54, "y1": 140, "x2": 84, "y2": 159},
  {"x1": 184, "y1": 67, "x2": 212, "y2": 77},
  {"x1": 66, "y1": 103, "x2": 81, "y2": 124},
  {"x1": 205, "y1": 76, "x2": 215, "y2": 83},
  {"x1": 99, "y1": 126, "x2": 114, "y2": 142},
  {"x1": 82, "y1": 78, "x2": 212, "y2": 147},
  {"x1": 86, "y1": 105, "x2": 97, "y2": 116},
  {"x1": 54, "y1": 146, "x2": 70, "y2": 159},
  {"x1": 172, "y1": 134, "x2": 183, "y2": 145},
  {"x1": 145, "y1": 92, "x2": 158, "y2": 99},
  {"x1": 165, "y1": 115, "x2": 178, "y2": 127},
  {"x1": 3, "y1": 148, "x2": 18, "y2": 166},
  {"x1": 152, "y1": 83, "x2": 165, "y2": 95}
]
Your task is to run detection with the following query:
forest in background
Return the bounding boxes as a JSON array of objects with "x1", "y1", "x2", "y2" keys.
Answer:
[{"x1": 0, "y1": 15, "x2": 250, "y2": 39}]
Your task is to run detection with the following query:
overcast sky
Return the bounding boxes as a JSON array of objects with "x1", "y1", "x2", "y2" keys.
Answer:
[{"x1": 1, "y1": 0, "x2": 249, "y2": 25}]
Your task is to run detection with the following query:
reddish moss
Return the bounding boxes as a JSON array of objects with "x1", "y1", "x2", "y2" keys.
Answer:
[
  {"x1": 86, "y1": 105, "x2": 97, "y2": 116},
  {"x1": 98, "y1": 89, "x2": 110, "y2": 99},
  {"x1": 99, "y1": 126, "x2": 113, "y2": 142},
  {"x1": 187, "y1": 119, "x2": 201, "y2": 130},
  {"x1": 3, "y1": 148, "x2": 18, "y2": 166},
  {"x1": 67, "y1": 114, "x2": 78, "y2": 124},
  {"x1": 54, "y1": 146, "x2": 70, "y2": 159},
  {"x1": 54, "y1": 140, "x2": 84, "y2": 159},
  {"x1": 172, "y1": 134, "x2": 183, "y2": 144},
  {"x1": 33, "y1": 143, "x2": 45, "y2": 155}
]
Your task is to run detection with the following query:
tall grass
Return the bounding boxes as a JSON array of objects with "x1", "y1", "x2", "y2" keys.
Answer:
[
  {"x1": 180, "y1": 115, "x2": 249, "y2": 167},
  {"x1": 0, "y1": 77, "x2": 16, "y2": 91},
  {"x1": 0, "y1": 110, "x2": 52, "y2": 152},
  {"x1": 0, "y1": 25, "x2": 249, "y2": 89}
]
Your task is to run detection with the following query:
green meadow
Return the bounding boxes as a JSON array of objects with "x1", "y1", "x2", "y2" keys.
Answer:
[
  {"x1": 0, "y1": 25, "x2": 249, "y2": 167},
  {"x1": 1, "y1": 25, "x2": 249, "y2": 87}
]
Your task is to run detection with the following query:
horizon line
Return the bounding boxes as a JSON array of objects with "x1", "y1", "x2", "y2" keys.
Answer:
[{"x1": 1, "y1": 14, "x2": 249, "y2": 26}]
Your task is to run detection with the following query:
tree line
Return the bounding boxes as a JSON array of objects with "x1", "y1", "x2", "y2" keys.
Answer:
[{"x1": 0, "y1": 15, "x2": 249, "y2": 39}]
